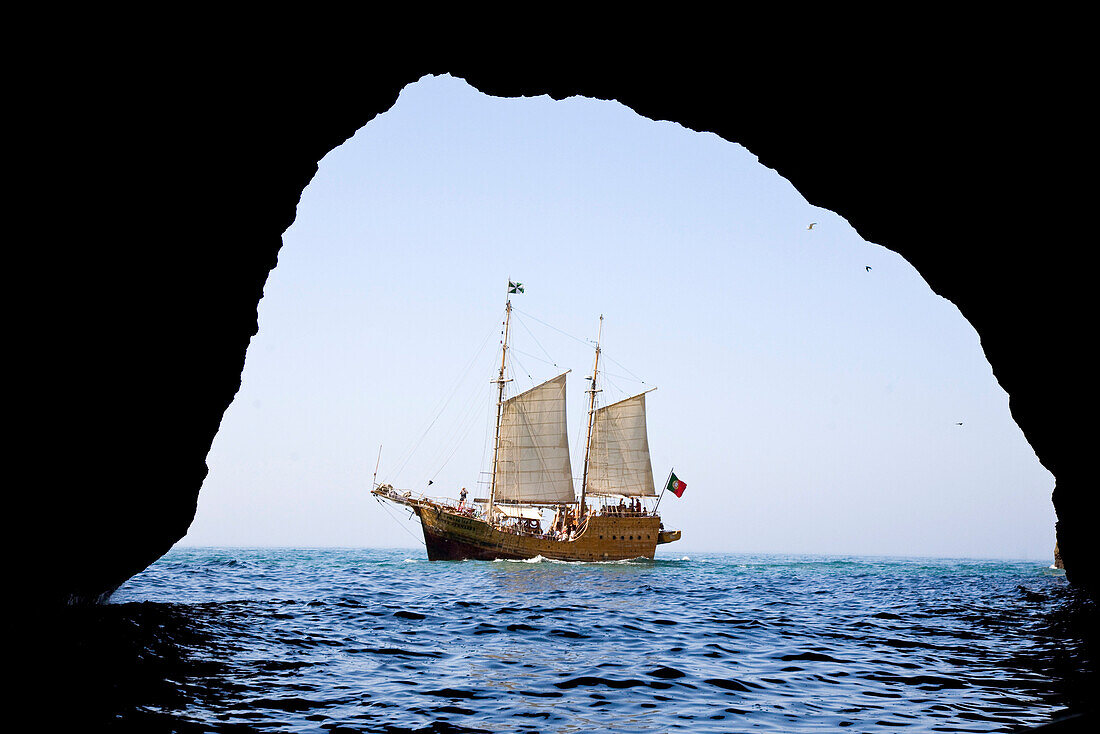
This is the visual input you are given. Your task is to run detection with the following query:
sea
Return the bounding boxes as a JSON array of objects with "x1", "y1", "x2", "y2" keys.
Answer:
[{"x1": 56, "y1": 548, "x2": 1096, "y2": 733}]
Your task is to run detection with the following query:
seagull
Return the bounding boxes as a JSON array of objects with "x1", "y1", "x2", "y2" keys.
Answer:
[
  {"x1": 956, "y1": 422, "x2": 964, "y2": 426},
  {"x1": 865, "y1": 266, "x2": 872, "y2": 272},
  {"x1": 807, "y1": 223, "x2": 817, "y2": 230}
]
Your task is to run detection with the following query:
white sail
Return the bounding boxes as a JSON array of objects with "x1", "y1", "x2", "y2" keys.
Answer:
[
  {"x1": 586, "y1": 392, "x2": 656, "y2": 496},
  {"x1": 492, "y1": 372, "x2": 575, "y2": 504}
]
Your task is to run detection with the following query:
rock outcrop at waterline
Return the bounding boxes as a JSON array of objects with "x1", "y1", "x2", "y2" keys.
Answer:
[{"x1": 22, "y1": 51, "x2": 1091, "y2": 605}]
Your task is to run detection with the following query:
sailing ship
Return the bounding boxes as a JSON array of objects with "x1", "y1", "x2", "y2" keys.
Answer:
[{"x1": 372, "y1": 287, "x2": 682, "y2": 561}]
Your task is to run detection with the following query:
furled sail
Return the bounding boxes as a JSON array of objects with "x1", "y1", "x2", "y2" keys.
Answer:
[
  {"x1": 586, "y1": 392, "x2": 656, "y2": 496},
  {"x1": 492, "y1": 372, "x2": 575, "y2": 504}
]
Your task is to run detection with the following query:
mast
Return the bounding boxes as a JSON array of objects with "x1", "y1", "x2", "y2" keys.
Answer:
[
  {"x1": 487, "y1": 297, "x2": 513, "y2": 519},
  {"x1": 579, "y1": 314, "x2": 603, "y2": 513}
]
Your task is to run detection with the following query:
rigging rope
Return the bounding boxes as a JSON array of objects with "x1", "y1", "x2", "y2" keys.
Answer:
[
  {"x1": 513, "y1": 305, "x2": 647, "y2": 387},
  {"x1": 509, "y1": 350, "x2": 535, "y2": 385},
  {"x1": 373, "y1": 496, "x2": 426, "y2": 548},
  {"x1": 602, "y1": 352, "x2": 647, "y2": 384},
  {"x1": 512, "y1": 306, "x2": 592, "y2": 347},
  {"x1": 509, "y1": 347, "x2": 560, "y2": 367},
  {"x1": 389, "y1": 323, "x2": 497, "y2": 484},
  {"x1": 514, "y1": 313, "x2": 558, "y2": 367},
  {"x1": 427, "y1": 366, "x2": 495, "y2": 484}
]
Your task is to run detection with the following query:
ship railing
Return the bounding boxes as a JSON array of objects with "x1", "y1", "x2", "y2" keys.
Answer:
[
  {"x1": 598, "y1": 508, "x2": 653, "y2": 518},
  {"x1": 372, "y1": 486, "x2": 479, "y2": 516},
  {"x1": 418, "y1": 492, "x2": 480, "y2": 517}
]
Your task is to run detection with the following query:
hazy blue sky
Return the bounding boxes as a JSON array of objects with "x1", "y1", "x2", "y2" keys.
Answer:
[{"x1": 182, "y1": 74, "x2": 1055, "y2": 560}]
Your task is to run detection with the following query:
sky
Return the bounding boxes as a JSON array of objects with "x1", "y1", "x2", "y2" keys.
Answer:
[{"x1": 181, "y1": 74, "x2": 1056, "y2": 560}]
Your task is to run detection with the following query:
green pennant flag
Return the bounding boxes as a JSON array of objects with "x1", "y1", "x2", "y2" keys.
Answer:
[{"x1": 508, "y1": 281, "x2": 524, "y2": 294}]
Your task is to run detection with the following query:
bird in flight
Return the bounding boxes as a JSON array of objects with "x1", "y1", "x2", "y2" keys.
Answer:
[
  {"x1": 956, "y1": 422, "x2": 964, "y2": 426},
  {"x1": 865, "y1": 266, "x2": 872, "y2": 272},
  {"x1": 807, "y1": 223, "x2": 817, "y2": 230}
]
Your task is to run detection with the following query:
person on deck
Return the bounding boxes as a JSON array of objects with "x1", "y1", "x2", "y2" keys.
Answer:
[{"x1": 458, "y1": 487, "x2": 467, "y2": 509}]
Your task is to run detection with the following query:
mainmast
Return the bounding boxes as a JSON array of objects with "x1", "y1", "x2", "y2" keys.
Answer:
[
  {"x1": 579, "y1": 314, "x2": 603, "y2": 513},
  {"x1": 487, "y1": 296, "x2": 513, "y2": 519}
]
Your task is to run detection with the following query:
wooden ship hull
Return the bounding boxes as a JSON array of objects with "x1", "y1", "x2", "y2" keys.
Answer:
[
  {"x1": 419, "y1": 504, "x2": 673, "y2": 562},
  {"x1": 372, "y1": 487, "x2": 679, "y2": 562}
]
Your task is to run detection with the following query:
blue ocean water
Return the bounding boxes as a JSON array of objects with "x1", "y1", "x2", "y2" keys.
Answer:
[{"x1": 65, "y1": 548, "x2": 1095, "y2": 732}]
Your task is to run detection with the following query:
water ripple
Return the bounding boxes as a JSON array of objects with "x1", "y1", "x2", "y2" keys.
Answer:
[{"x1": 50, "y1": 549, "x2": 1097, "y2": 732}]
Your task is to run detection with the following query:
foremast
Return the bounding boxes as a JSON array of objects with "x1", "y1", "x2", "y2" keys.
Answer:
[
  {"x1": 579, "y1": 314, "x2": 603, "y2": 513},
  {"x1": 487, "y1": 296, "x2": 513, "y2": 520}
]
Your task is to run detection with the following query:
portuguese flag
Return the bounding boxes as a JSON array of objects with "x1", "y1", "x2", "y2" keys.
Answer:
[{"x1": 666, "y1": 472, "x2": 687, "y2": 498}]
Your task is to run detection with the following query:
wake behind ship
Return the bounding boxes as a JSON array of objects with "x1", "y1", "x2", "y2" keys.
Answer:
[{"x1": 372, "y1": 282, "x2": 683, "y2": 561}]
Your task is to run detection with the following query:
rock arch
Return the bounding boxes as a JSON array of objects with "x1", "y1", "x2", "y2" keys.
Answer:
[{"x1": 27, "y1": 59, "x2": 1089, "y2": 604}]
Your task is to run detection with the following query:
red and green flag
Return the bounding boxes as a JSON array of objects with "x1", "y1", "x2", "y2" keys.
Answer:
[{"x1": 666, "y1": 472, "x2": 687, "y2": 498}]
